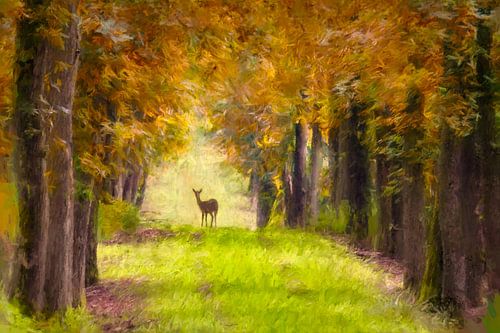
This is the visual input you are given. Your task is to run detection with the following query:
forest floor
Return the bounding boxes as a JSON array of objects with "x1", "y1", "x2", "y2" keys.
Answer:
[
  {"x1": 89, "y1": 223, "x2": 452, "y2": 333},
  {"x1": 84, "y1": 131, "x2": 453, "y2": 332}
]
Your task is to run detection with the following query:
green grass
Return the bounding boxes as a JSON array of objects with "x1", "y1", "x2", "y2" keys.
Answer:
[
  {"x1": 0, "y1": 289, "x2": 98, "y2": 333},
  {"x1": 98, "y1": 225, "x2": 451, "y2": 333}
]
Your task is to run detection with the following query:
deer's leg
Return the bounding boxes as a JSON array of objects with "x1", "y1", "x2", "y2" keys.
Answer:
[
  {"x1": 214, "y1": 211, "x2": 217, "y2": 227},
  {"x1": 201, "y1": 213, "x2": 204, "y2": 227}
]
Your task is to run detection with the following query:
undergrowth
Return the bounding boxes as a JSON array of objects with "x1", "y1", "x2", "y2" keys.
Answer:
[{"x1": 0, "y1": 289, "x2": 97, "y2": 333}]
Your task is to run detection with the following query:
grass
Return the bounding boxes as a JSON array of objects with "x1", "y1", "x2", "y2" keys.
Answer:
[
  {"x1": 0, "y1": 289, "x2": 98, "y2": 333},
  {"x1": 98, "y1": 224, "x2": 451, "y2": 333}
]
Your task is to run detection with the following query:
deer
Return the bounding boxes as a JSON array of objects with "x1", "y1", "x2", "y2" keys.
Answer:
[{"x1": 192, "y1": 188, "x2": 218, "y2": 227}]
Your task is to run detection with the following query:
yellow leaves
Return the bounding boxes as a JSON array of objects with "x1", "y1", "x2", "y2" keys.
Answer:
[
  {"x1": 0, "y1": 0, "x2": 22, "y2": 18},
  {"x1": 38, "y1": 27, "x2": 66, "y2": 50}
]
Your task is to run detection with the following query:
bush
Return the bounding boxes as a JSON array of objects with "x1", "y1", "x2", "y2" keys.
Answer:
[
  {"x1": 98, "y1": 200, "x2": 140, "y2": 240},
  {"x1": 316, "y1": 201, "x2": 350, "y2": 234}
]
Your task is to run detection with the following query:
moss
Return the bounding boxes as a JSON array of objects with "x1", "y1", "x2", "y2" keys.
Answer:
[
  {"x1": 419, "y1": 198, "x2": 442, "y2": 303},
  {"x1": 97, "y1": 200, "x2": 140, "y2": 240},
  {"x1": 367, "y1": 191, "x2": 380, "y2": 250}
]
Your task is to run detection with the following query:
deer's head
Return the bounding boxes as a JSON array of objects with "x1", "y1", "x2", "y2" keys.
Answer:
[{"x1": 192, "y1": 188, "x2": 202, "y2": 196}]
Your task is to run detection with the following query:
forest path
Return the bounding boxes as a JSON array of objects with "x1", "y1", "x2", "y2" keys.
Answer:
[
  {"x1": 93, "y1": 225, "x2": 451, "y2": 332},
  {"x1": 141, "y1": 129, "x2": 255, "y2": 229}
]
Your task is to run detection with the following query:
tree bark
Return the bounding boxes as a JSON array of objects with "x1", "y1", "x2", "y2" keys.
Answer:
[
  {"x1": 328, "y1": 127, "x2": 339, "y2": 209},
  {"x1": 438, "y1": 128, "x2": 482, "y2": 309},
  {"x1": 375, "y1": 156, "x2": 393, "y2": 255},
  {"x1": 14, "y1": 0, "x2": 80, "y2": 313},
  {"x1": 72, "y1": 173, "x2": 94, "y2": 306},
  {"x1": 135, "y1": 169, "x2": 148, "y2": 208},
  {"x1": 309, "y1": 123, "x2": 322, "y2": 223},
  {"x1": 401, "y1": 88, "x2": 426, "y2": 291},
  {"x1": 475, "y1": 9, "x2": 500, "y2": 295},
  {"x1": 85, "y1": 200, "x2": 99, "y2": 287},
  {"x1": 123, "y1": 165, "x2": 141, "y2": 203},
  {"x1": 419, "y1": 193, "x2": 443, "y2": 303},
  {"x1": 256, "y1": 172, "x2": 277, "y2": 228},
  {"x1": 286, "y1": 121, "x2": 307, "y2": 228},
  {"x1": 333, "y1": 103, "x2": 369, "y2": 239},
  {"x1": 249, "y1": 168, "x2": 259, "y2": 210}
]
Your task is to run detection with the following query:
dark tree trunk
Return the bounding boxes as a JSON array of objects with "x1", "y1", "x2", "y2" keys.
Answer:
[
  {"x1": 123, "y1": 166, "x2": 141, "y2": 203},
  {"x1": 401, "y1": 88, "x2": 426, "y2": 291},
  {"x1": 135, "y1": 170, "x2": 148, "y2": 209},
  {"x1": 14, "y1": 0, "x2": 80, "y2": 313},
  {"x1": 333, "y1": 103, "x2": 369, "y2": 239},
  {"x1": 419, "y1": 194, "x2": 443, "y2": 302},
  {"x1": 256, "y1": 172, "x2": 277, "y2": 228},
  {"x1": 328, "y1": 127, "x2": 339, "y2": 208},
  {"x1": 249, "y1": 168, "x2": 259, "y2": 210},
  {"x1": 309, "y1": 123, "x2": 322, "y2": 223},
  {"x1": 286, "y1": 121, "x2": 307, "y2": 228},
  {"x1": 85, "y1": 200, "x2": 99, "y2": 287},
  {"x1": 475, "y1": 10, "x2": 500, "y2": 295},
  {"x1": 72, "y1": 174, "x2": 94, "y2": 306},
  {"x1": 438, "y1": 128, "x2": 482, "y2": 309},
  {"x1": 282, "y1": 160, "x2": 293, "y2": 227},
  {"x1": 375, "y1": 156, "x2": 393, "y2": 255},
  {"x1": 391, "y1": 190, "x2": 404, "y2": 259}
]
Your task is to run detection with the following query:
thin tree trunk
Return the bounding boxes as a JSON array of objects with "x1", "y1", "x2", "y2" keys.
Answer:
[
  {"x1": 328, "y1": 127, "x2": 339, "y2": 208},
  {"x1": 135, "y1": 169, "x2": 148, "y2": 208},
  {"x1": 85, "y1": 199, "x2": 99, "y2": 287},
  {"x1": 123, "y1": 165, "x2": 141, "y2": 203},
  {"x1": 256, "y1": 171, "x2": 277, "y2": 228},
  {"x1": 72, "y1": 170, "x2": 95, "y2": 306},
  {"x1": 287, "y1": 121, "x2": 307, "y2": 228},
  {"x1": 309, "y1": 123, "x2": 322, "y2": 223},
  {"x1": 375, "y1": 156, "x2": 392, "y2": 255},
  {"x1": 282, "y1": 160, "x2": 293, "y2": 227},
  {"x1": 419, "y1": 193, "x2": 443, "y2": 302},
  {"x1": 14, "y1": 0, "x2": 80, "y2": 313},
  {"x1": 249, "y1": 168, "x2": 259, "y2": 210}
]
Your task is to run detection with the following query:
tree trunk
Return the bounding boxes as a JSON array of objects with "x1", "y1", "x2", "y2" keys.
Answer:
[
  {"x1": 400, "y1": 87, "x2": 426, "y2": 291},
  {"x1": 72, "y1": 172, "x2": 94, "y2": 306},
  {"x1": 375, "y1": 156, "x2": 392, "y2": 255},
  {"x1": 123, "y1": 166, "x2": 141, "y2": 204},
  {"x1": 256, "y1": 172, "x2": 277, "y2": 228},
  {"x1": 333, "y1": 103, "x2": 369, "y2": 239},
  {"x1": 475, "y1": 10, "x2": 500, "y2": 295},
  {"x1": 438, "y1": 127, "x2": 482, "y2": 309},
  {"x1": 14, "y1": 0, "x2": 80, "y2": 313},
  {"x1": 135, "y1": 169, "x2": 148, "y2": 208},
  {"x1": 391, "y1": 190, "x2": 404, "y2": 259},
  {"x1": 286, "y1": 121, "x2": 307, "y2": 228},
  {"x1": 85, "y1": 200, "x2": 99, "y2": 287},
  {"x1": 309, "y1": 123, "x2": 322, "y2": 223},
  {"x1": 282, "y1": 162, "x2": 293, "y2": 227},
  {"x1": 249, "y1": 168, "x2": 259, "y2": 210},
  {"x1": 419, "y1": 193, "x2": 443, "y2": 303},
  {"x1": 328, "y1": 127, "x2": 339, "y2": 209}
]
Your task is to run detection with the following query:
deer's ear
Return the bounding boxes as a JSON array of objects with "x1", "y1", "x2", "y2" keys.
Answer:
[
  {"x1": 200, "y1": 189, "x2": 202, "y2": 193},
  {"x1": 192, "y1": 188, "x2": 195, "y2": 192}
]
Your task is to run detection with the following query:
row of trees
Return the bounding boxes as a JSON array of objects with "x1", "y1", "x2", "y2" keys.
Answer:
[
  {"x1": 0, "y1": 0, "x2": 194, "y2": 313},
  {"x1": 197, "y1": 0, "x2": 499, "y2": 315}
]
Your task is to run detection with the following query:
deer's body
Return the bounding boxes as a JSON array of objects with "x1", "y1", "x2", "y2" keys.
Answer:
[{"x1": 192, "y1": 189, "x2": 218, "y2": 227}]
